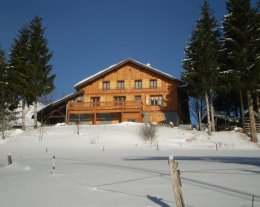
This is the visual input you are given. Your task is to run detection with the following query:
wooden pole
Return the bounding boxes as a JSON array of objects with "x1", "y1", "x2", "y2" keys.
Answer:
[
  {"x1": 76, "y1": 121, "x2": 79, "y2": 135},
  {"x1": 65, "y1": 102, "x2": 68, "y2": 124},
  {"x1": 7, "y1": 154, "x2": 12, "y2": 165},
  {"x1": 94, "y1": 112, "x2": 96, "y2": 125},
  {"x1": 168, "y1": 156, "x2": 184, "y2": 207}
]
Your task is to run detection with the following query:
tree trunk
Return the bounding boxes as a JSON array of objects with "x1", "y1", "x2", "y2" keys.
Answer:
[
  {"x1": 0, "y1": 103, "x2": 6, "y2": 140},
  {"x1": 34, "y1": 101, "x2": 38, "y2": 129},
  {"x1": 247, "y1": 90, "x2": 257, "y2": 142},
  {"x1": 256, "y1": 94, "x2": 260, "y2": 123},
  {"x1": 239, "y1": 90, "x2": 245, "y2": 132},
  {"x1": 22, "y1": 100, "x2": 26, "y2": 130},
  {"x1": 198, "y1": 98, "x2": 202, "y2": 131},
  {"x1": 210, "y1": 92, "x2": 215, "y2": 132},
  {"x1": 205, "y1": 93, "x2": 211, "y2": 135},
  {"x1": 0, "y1": 107, "x2": 5, "y2": 140}
]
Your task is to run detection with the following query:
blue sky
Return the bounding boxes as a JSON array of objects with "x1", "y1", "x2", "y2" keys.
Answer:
[{"x1": 0, "y1": 0, "x2": 256, "y2": 100}]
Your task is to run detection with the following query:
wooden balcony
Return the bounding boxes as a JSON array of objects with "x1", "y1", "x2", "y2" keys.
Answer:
[{"x1": 68, "y1": 100, "x2": 143, "y2": 113}]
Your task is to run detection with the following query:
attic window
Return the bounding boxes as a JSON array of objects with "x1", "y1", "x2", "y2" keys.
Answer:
[
  {"x1": 103, "y1": 81, "x2": 110, "y2": 90},
  {"x1": 135, "y1": 80, "x2": 142, "y2": 89},
  {"x1": 150, "y1": 79, "x2": 157, "y2": 88},
  {"x1": 117, "y1": 81, "x2": 125, "y2": 89}
]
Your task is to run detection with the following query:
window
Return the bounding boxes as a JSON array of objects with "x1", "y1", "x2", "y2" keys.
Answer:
[
  {"x1": 114, "y1": 96, "x2": 126, "y2": 105},
  {"x1": 117, "y1": 81, "x2": 125, "y2": 89},
  {"x1": 103, "y1": 81, "x2": 110, "y2": 90},
  {"x1": 135, "y1": 80, "x2": 142, "y2": 89},
  {"x1": 150, "y1": 80, "x2": 157, "y2": 88},
  {"x1": 69, "y1": 114, "x2": 90, "y2": 124},
  {"x1": 150, "y1": 96, "x2": 163, "y2": 106},
  {"x1": 91, "y1": 97, "x2": 100, "y2": 106},
  {"x1": 135, "y1": 95, "x2": 141, "y2": 102}
]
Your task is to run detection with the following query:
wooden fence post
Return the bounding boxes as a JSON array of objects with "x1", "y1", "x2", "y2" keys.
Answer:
[
  {"x1": 168, "y1": 156, "x2": 185, "y2": 207},
  {"x1": 76, "y1": 121, "x2": 79, "y2": 135},
  {"x1": 7, "y1": 154, "x2": 12, "y2": 165}
]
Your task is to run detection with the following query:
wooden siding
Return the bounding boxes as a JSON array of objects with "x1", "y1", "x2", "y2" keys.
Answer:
[
  {"x1": 80, "y1": 62, "x2": 178, "y2": 111},
  {"x1": 68, "y1": 62, "x2": 181, "y2": 124}
]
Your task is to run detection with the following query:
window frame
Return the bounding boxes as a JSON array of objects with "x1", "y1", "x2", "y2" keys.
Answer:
[
  {"x1": 150, "y1": 79, "x2": 157, "y2": 89},
  {"x1": 135, "y1": 80, "x2": 142, "y2": 89},
  {"x1": 150, "y1": 95, "x2": 163, "y2": 106},
  {"x1": 117, "y1": 80, "x2": 125, "y2": 90},
  {"x1": 103, "y1": 81, "x2": 110, "y2": 90},
  {"x1": 114, "y1": 96, "x2": 126, "y2": 105},
  {"x1": 135, "y1": 95, "x2": 141, "y2": 102},
  {"x1": 91, "y1": 97, "x2": 100, "y2": 106}
]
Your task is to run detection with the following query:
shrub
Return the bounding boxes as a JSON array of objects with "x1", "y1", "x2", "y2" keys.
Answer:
[{"x1": 139, "y1": 123, "x2": 158, "y2": 146}]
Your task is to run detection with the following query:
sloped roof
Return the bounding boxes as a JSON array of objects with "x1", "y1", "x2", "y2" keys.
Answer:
[
  {"x1": 37, "y1": 91, "x2": 83, "y2": 116},
  {"x1": 74, "y1": 58, "x2": 180, "y2": 90}
]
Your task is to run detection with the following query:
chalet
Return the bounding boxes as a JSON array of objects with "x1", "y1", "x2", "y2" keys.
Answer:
[{"x1": 38, "y1": 59, "x2": 190, "y2": 125}]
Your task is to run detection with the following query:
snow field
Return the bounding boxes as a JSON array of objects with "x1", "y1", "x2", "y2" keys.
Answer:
[{"x1": 0, "y1": 123, "x2": 259, "y2": 207}]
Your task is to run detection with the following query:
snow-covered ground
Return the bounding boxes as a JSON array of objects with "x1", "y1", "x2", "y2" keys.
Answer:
[{"x1": 0, "y1": 123, "x2": 259, "y2": 207}]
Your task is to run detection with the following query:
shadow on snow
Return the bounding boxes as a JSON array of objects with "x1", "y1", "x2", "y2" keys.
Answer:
[{"x1": 123, "y1": 156, "x2": 260, "y2": 167}]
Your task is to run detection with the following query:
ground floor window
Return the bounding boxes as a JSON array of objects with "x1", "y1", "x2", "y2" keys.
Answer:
[{"x1": 69, "y1": 114, "x2": 91, "y2": 124}]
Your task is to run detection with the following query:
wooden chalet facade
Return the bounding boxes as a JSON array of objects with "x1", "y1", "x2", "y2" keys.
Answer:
[{"x1": 38, "y1": 59, "x2": 190, "y2": 125}]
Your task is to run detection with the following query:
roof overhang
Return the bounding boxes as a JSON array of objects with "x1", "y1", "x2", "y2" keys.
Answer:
[{"x1": 37, "y1": 90, "x2": 83, "y2": 115}]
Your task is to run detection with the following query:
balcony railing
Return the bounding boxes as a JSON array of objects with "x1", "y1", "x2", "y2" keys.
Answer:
[{"x1": 68, "y1": 100, "x2": 143, "y2": 113}]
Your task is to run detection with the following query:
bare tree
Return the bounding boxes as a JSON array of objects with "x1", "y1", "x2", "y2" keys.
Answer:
[{"x1": 139, "y1": 124, "x2": 158, "y2": 146}]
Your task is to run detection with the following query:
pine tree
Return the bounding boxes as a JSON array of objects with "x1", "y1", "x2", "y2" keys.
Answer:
[
  {"x1": 0, "y1": 49, "x2": 7, "y2": 139},
  {"x1": 182, "y1": 1, "x2": 221, "y2": 133},
  {"x1": 9, "y1": 25, "x2": 34, "y2": 130},
  {"x1": 254, "y1": 1, "x2": 260, "y2": 123},
  {"x1": 221, "y1": 0, "x2": 259, "y2": 142},
  {"x1": 0, "y1": 49, "x2": 18, "y2": 139},
  {"x1": 28, "y1": 16, "x2": 55, "y2": 128}
]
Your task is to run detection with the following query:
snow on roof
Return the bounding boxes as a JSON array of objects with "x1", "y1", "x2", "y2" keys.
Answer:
[
  {"x1": 38, "y1": 91, "x2": 82, "y2": 113},
  {"x1": 74, "y1": 64, "x2": 117, "y2": 89},
  {"x1": 74, "y1": 58, "x2": 179, "y2": 90}
]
